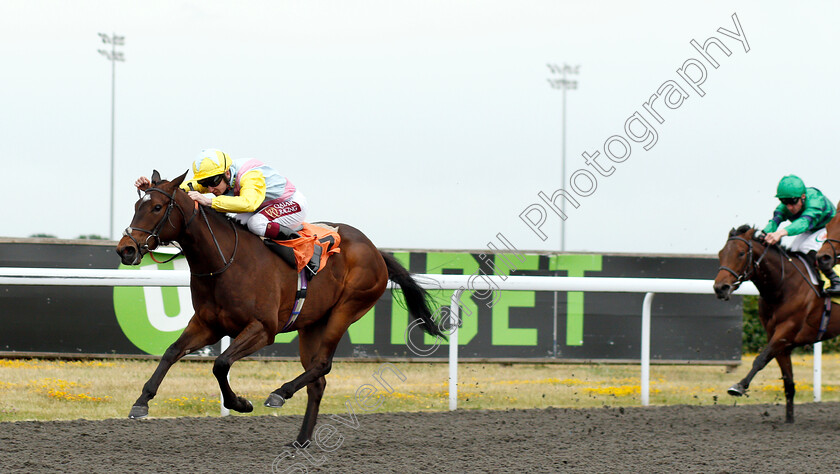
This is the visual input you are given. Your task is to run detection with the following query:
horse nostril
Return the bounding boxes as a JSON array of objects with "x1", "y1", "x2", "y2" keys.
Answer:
[
  {"x1": 818, "y1": 254, "x2": 833, "y2": 268},
  {"x1": 714, "y1": 283, "x2": 732, "y2": 300},
  {"x1": 119, "y1": 246, "x2": 137, "y2": 264}
]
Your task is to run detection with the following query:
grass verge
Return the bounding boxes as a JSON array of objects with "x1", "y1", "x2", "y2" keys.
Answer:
[{"x1": 2, "y1": 354, "x2": 839, "y2": 422}]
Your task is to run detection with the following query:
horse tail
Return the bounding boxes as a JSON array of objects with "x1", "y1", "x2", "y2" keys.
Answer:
[{"x1": 380, "y1": 251, "x2": 446, "y2": 338}]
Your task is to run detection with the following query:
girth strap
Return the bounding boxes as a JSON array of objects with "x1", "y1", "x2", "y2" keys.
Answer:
[
  {"x1": 279, "y1": 270, "x2": 309, "y2": 333},
  {"x1": 817, "y1": 297, "x2": 832, "y2": 341}
]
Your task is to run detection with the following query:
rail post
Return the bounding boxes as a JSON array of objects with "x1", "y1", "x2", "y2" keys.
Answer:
[
  {"x1": 449, "y1": 289, "x2": 463, "y2": 410},
  {"x1": 641, "y1": 292, "x2": 654, "y2": 406},
  {"x1": 814, "y1": 341, "x2": 822, "y2": 402}
]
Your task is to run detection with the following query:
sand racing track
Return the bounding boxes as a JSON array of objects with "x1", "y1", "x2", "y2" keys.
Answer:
[{"x1": 3, "y1": 402, "x2": 840, "y2": 472}]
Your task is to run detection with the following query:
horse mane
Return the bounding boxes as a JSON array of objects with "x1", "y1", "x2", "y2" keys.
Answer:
[
  {"x1": 200, "y1": 202, "x2": 249, "y2": 231},
  {"x1": 728, "y1": 223, "x2": 802, "y2": 262},
  {"x1": 730, "y1": 224, "x2": 756, "y2": 237}
]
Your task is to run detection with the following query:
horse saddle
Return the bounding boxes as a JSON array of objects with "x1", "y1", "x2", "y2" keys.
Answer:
[
  {"x1": 819, "y1": 268, "x2": 840, "y2": 305},
  {"x1": 797, "y1": 254, "x2": 840, "y2": 304},
  {"x1": 264, "y1": 223, "x2": 341, "y2": 277},
  {"x1": 793, "y1": 255, "x2": 840, "y2": 341}
]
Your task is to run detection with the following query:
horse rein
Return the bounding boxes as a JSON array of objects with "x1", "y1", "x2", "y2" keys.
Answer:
[
  {"x1": 722, "y1": 234, "x2": 824, "y2": 298},
  {"x1": 775, "y1": 245, "x2": 824, "y2": 298},
  {"x1": 191, "y1": 204, "x2": 239, "y2": 278},
  {"x1": 124, "y1": 186, "x2": 238, "y2": 277}
]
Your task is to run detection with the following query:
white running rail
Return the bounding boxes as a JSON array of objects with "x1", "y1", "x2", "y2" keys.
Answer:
[{"x1": 0, "y1": 268, "x2": 803, "y2": 413}]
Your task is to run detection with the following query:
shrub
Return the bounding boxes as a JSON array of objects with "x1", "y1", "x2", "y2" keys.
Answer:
[{"x1": 742, "y1": 295, "x2": 840, "y2": 353}]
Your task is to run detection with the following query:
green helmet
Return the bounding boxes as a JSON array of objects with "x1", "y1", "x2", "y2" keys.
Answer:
[{"x1": 775, "y1": 175, "x2": 806, "y2": 199}]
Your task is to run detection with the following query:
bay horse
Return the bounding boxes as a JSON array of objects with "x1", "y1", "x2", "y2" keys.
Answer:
[
  {"x1": 116, "y1": 170, "x2": 444, "y2": 444},
  {"x1": 816, "y1": 205, "x2": 840, "y2": 273},
  {"x1": 713, "y1": 225, "x2": 840, "y2": 422}
]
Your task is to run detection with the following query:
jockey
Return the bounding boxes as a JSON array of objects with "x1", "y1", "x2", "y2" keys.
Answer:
[
  {"x1": 135, "y1": 149, "x2": 307, "y2": 240},
  {"x1": 762, "y1": 174, "x2": 840, "y2": 294}
]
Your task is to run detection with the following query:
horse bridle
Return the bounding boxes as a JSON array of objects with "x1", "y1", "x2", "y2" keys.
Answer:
[
  {"x1": 123, "y1": 186, "x2": 238, "y2": 276},
  {"x1": 820, "y1": 235, "x2": 840, "y2": 268},
  {"x1": 123, "y1": 187, "x2": 191, "y2": 260},
  {"x1": 721, "y1": 234, "x2": 824, "y2": 298},
  {"x1": 718, "y1": 235, "x2": 770, "y2": 291}
]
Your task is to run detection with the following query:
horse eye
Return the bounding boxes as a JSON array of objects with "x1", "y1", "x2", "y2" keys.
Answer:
[
  {"x1": 153, "y1": 204, "x2": 162, "y2": 212},
  {"x1": 738, "y1": 251, "x2": 745, "y2": 257}
]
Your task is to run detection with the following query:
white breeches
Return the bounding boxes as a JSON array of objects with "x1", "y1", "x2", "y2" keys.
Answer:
[
  {"x1": 232, "y1": 191, "x2": 308, "y2": 236},
  {"x1": 789, "y1": 228, "x2": 827, "y2": 254}
]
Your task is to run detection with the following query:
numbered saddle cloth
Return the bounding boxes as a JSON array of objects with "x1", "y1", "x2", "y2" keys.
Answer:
[{"x1": 270, "y1": 223, "x2": 341, "y2": 275}]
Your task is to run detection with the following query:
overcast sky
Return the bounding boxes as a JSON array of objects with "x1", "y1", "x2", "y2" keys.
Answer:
[{"x1": 2, "y1": 1, "x2": 838, "y2": 255}]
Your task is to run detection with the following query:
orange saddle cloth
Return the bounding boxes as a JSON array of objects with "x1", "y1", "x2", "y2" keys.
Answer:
[{"x1": 272, "y1": 223, "x2": 341, "y2": 274}]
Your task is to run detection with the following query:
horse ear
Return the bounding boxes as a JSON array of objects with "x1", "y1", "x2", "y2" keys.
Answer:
[
  {"x1": 151, "y1": 170, "x2": 162, "y2": 185},
  {"x1": 170, "y1": 170, "x2": 189, "y2": 188}
]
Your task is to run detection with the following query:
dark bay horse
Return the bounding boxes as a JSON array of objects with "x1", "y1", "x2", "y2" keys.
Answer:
[
  {"x1": 116, "y1": 170, "x2": 444, "y2": 444},
  {"x1": 713, "y1": 225, "x2": 840, "y2": 422},
  {"x1": 816, "y1": 205, "x2": 840, "y2": 272}
]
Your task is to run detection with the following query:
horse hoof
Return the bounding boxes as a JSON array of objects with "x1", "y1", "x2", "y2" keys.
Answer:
[
  {"x1": 264, "y1": 393, "x2": 286, "y2": 408},
  {"x1": 128, "y1": 405, "x2": 148, "y2": 419},
  {"x1": 228, "y1": 396, "x2": 253, "y2": 413},
  {"x1": 727, "y1": 384, "x2": 746, "y2": 397}
]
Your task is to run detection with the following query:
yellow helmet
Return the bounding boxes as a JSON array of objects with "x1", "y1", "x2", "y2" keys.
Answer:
[{"x1": 192, "y1": 149, "x2": 231, "y2": 181}]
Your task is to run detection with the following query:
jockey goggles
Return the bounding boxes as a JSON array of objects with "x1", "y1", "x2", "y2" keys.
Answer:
[
  {"x1": 780, "y1": 197, "x2": 800, "y2": 205},
  {"x1": 198, "y1": 174, "x2": 225, "y2": 188}
]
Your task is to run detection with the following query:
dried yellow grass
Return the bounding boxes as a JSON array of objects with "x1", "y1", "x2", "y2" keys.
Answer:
[{"x1": 1, "y1": 353, "x2": 838, "y2": 421}]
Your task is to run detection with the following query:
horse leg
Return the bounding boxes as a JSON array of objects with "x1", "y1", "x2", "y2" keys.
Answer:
[
  {"x1": 284, "y1": 324, "x2": 328, "y2": 445},
  {"x1": 296, "y1": 376, "x2": 327, "y2": 445},
  {"x1": 213, "y1": 321, "x2": 273, "y2": 413},
  {"x1": 129, "y1": 319, "x2": 215, "y2": 419},
  {"x1": 265, "y1": 306, "x2": 367, "y2": 431},
  {"x1": 776, "y1": 349, "x2": 796, "y2": 423},
  {"x1": 727, "y1": 339, "x2": 785, "y2": 397}
]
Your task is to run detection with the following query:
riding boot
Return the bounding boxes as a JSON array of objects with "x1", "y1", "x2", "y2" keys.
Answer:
[
  {"x1": 264, "y1": 222, "x2": 301, "y2": 241},
  {"x1": 822, "y1": 267, "x2": 840, "y2": 295}
]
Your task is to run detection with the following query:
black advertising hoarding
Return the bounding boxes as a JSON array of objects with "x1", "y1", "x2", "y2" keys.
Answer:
[{"x1": 0, "y1": 240, "x2": 743, "y2": 362}]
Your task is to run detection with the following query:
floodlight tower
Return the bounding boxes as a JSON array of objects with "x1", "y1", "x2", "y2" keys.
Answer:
[
  {"x1": 547, "y1": 63, "x2": 580, "y2": 252},
  {"x1": 98, "y1": 33, "x2": 125, "y2": 240}
]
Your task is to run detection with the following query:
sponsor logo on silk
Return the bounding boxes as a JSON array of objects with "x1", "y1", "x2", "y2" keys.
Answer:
[
  {"x1": 261, "y1": 201, "x2": 301, "y2": 220},
  {"x1": 817, "y1": 230, "x2": 827, "y2": 243}
]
